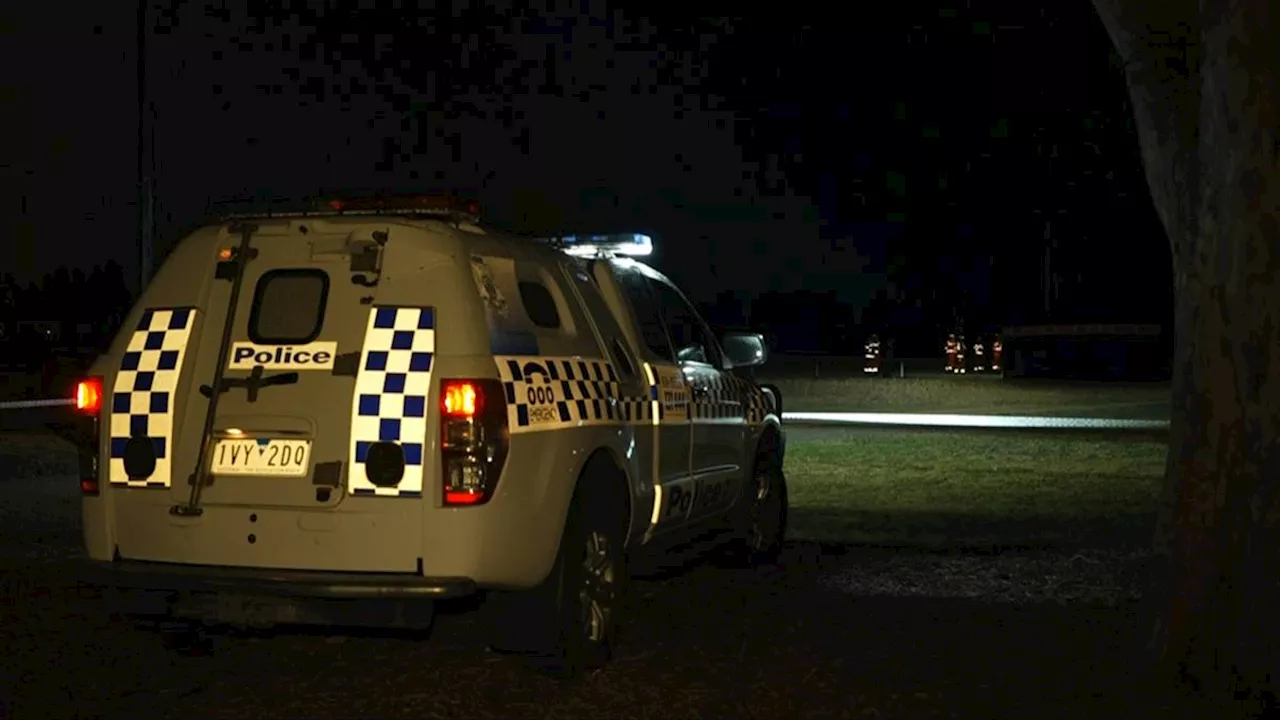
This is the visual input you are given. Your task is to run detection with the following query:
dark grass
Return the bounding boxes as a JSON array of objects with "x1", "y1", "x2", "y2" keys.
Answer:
[
  {"x1": 0, "y1": 431, "x2": 77, "y2": 480},
  {"x1": 0, "y1": 546, "x2": 1211, "y2": 720},
  {"x1": 783, "y1": 427, "x2": 1167, "y2": 549},
  {"x1": 0, "y1": 429, "x2": 1217, "y2": 720}
]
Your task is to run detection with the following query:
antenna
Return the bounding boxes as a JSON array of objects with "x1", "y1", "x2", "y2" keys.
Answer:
[{"x1": 135, "y1": 0, "x2": 154, "y2": 294}]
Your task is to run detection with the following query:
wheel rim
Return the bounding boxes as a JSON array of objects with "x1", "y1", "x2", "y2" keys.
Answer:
[
  {"x1": 579, "y1": 529, "x2": 617, "y2": 644},
  {"x1": 748, "y1": 467, "x2": 781, "y2": 552}
]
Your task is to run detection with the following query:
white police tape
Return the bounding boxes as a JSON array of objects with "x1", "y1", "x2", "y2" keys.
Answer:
[
  {"x1": 0, "y1": 397, "x2": 1170, "y2": 431},
  {"x1": 0, "y1": 398, "x2": 75, "y2": 410},
  {"x1": 783, "y1": 411, "x2": 1169, "y2": 430}
]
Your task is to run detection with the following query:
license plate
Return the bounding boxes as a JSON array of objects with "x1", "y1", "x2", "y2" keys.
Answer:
[{"x1": 211, "y1": 438, "x2": 311, "y2": 477}]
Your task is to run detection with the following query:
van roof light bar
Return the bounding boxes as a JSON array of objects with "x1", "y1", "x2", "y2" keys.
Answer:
[{"x1": 540, "y1": 233, "x2": 653, "y2": 258}]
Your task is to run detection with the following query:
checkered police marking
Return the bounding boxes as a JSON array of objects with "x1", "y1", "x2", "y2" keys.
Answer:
[
  {"x1": 741, "y1": 379, "x2": 768, "y2": 425},
  {"x1": 348, "y1": 306, "x2": 434, "y2": 497},
  {"x1": 108, "y1": 307, "x2": 198, "y2": 488},
  {"x1": 689, "y1": 372, "x2": 767, "y2": 425},
  {"x1": 491, "y1": 358, "x2": 763, "y2": 434},
  {"x1": 496, "y1": 356, "x2": 642, "y2": 432}
]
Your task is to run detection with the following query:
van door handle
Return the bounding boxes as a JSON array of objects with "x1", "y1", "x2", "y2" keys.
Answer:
[{"x1": 200, "y1": 368, "x2": 299, "y2": 402}]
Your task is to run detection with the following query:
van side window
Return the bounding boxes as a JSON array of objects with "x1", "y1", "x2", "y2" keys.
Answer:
[
  {"x1": 616, "y1": 270, "x2": 674, "y2": 362},
  {"x1": 518, "y1": 280, "x2": 561, "y2": 329},
  {"x1": 248, "y1": 269, "x2": 329, "y2": 344},
  {"x1": 610, "y1": 337, "x2": 637, "y2": 378},
  {"x1": 652, "y1": 280, "x2": 720, "y2": 367}
]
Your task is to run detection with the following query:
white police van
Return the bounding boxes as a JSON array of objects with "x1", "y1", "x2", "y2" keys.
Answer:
[{"x1": 71, "y1": 195, "x2": 787, "y2": 675}]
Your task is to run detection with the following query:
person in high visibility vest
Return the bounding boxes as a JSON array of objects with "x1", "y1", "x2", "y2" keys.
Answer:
[
  {"x1": 945, "y1": 333, "x2": 960, "y2": 373},
  {"x1": 973, "y1": 337, "x2": 986, "y2": 372},
  {"x1": 991, "y1": 338, "x2": 1003, "y2": 372},
  {"x1": 864, "y1": 334, "x2": 882, "y2": 375}
]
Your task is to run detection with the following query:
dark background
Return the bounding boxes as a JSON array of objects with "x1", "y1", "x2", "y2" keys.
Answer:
[{"x1": 1, "y1": 1, "x2": 1171, "y2": 359}]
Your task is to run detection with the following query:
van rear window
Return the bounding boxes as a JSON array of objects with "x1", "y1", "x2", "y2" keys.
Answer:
[
  {"x1": 248, "y1": 269, "x2": 329, "y2": 344},
  {"x1": 518, "y1": 280, "x2": 561, "y2": 329}
]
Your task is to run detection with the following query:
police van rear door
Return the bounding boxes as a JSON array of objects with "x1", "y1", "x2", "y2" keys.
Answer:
[{"x1": 168, "y1": 219, "x2": 426, "y2": 516}]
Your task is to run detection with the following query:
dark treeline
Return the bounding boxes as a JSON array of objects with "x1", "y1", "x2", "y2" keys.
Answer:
[{"x1": 0, "y1": 261, "x2": 134, "y2": 350}]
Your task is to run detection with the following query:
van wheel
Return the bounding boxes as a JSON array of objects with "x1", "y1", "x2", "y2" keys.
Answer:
[
  {"x1": 488, "y1": 472, "x2": 627, "y2": 678},
  {"x1": 732, "y1": 455, "x2": 788, "y2": 566}
]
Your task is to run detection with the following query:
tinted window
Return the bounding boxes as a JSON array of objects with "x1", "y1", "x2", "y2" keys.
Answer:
[
  {"x1": 653, "y1": 280, "x2": 718, "y2": 366},
  {"x1": 248, "y1": 269, "x2": 329, "y2": 344},
  {"x1": 616, "y1": 270, "x2": 674, "y2": 361},
  {"x1": 610, "y1": 337, "x2": 637, "y2": 378},
  {"x1": 518, "y1": 280, "x2": 561, "y2": 329}
]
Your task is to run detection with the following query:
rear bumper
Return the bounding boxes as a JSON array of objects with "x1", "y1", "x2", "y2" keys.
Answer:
[{"x1": 79, "y1": 559, "x2": 477, "y2": 600}]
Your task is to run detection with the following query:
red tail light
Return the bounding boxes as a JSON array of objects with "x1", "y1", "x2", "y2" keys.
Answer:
[
  {"x1": 75, "y1": 377, "x2": 103, "y2": 416},
  {"x1": 440, "y1": 379, "x2": 508, "y2": 506},
  {"x1": 73, "y1": 376, "x2": 104, "y2": 495},
  {"x1": 443, "y1": 381, "x2": 480, "y2": 417}
]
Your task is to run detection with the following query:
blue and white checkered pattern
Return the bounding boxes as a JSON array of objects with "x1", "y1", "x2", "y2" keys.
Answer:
[
  {"x1": 496, "y1": 356, "x2": 625, "y2": 432},
  {"x1": 741, "y1": 381, "x2": 768, "y2": 425},
  {"x1": 490, "y1": 357, "x2": 776, "y2": 432},
  {"x1": 616, "y1": 395, "x2": 657, "y2": 424},
  {"x1": 108, "y1": 307, "x2": 197, "y2": 488},
  {"x1": 348, "y1": 306, "x2": 435, "y2": 497},
  {"x1": 690, "y1": 372, "x2": 768, "y2": 425}
]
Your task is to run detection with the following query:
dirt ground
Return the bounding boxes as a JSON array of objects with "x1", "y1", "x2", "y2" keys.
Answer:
[{"x1": 0, "y1": 431, "x2": 1210, "y2": 720}]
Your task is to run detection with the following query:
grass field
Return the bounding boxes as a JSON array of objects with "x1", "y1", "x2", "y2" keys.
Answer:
[
  {"x1": 2, "y1": 380, "x2": 1170, "y2": 556},
  {"x1": 766, "y1": 375, "x2": 1171, "y2": 419},
  {"x1": 783, "y1": 427, "x2": 1167, "y2": 549},
  {"x1": 0, "y1": 431, "x2": 76, "y2": 480}
]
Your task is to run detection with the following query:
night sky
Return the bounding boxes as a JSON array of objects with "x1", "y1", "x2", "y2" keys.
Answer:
[{"x1": 3, "y1": 1, "x2": 1171, "y2": 350}]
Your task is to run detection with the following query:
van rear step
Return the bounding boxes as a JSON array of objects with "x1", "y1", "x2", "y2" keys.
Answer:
[
  {"x1": 80, "y1": 559, "x2": 475, "y2": 599},
  {"x1": 114, "y1": 589, "x2": 439, "y2": 632}
]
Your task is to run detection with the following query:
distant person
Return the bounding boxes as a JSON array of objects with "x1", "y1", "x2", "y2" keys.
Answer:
[
  {"x1": 991, "y1": 338, "x2": 1004, "y2": 373},
  {"x1": 973, "y1": 338, "x2": 986, "y2": 372},
  {"x1": 863, "y1": 334, "x2": 882, "y2": 375},
  {"x1": 945, "y1": 334, "x2": 960, "y2": 373}
]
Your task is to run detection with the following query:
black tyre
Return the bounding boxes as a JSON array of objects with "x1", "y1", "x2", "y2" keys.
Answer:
[
  {"x1": 735, "y1": 454, "x2": 788, "y2": 565},
  {"x1": 487, "y1": 469, "x2": 628, "y2": 678}
]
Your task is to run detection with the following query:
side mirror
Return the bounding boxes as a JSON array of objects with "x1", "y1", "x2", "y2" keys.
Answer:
[
  {"x1": 720, "y1": 331, "x2": 767, "y2": 368},
  {"x1": 676, "y1": 344, "x2": 706, "y2": 364}
]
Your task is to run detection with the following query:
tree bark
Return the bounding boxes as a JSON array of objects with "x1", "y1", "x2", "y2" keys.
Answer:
[{"x1": 1092, "y1": 0, "x2": 1280, "y2": 713}]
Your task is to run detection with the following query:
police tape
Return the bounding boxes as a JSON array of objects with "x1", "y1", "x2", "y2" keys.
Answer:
[
  {"x1": 0, "y1": 397, "x2": 1169, "y2": 432},
  {"x1": 0, "y1": 398, "x2": 75, "y2": 410},
  {"x1": 782, "y1": 411, "x2": 1170, "y2": 430}
]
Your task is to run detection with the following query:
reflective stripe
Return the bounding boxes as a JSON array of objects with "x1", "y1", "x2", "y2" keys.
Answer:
[
  {"x1": 107, "y1": 307, "x2": 198, "y2": 489},
  {"x1": 348, "y1": 306, "x2": 435, "y2": 498}
]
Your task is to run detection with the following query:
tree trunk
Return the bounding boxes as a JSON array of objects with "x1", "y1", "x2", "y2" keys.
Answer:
[{"x1": 1092, "y1": 0, "x2": 1280, "y2": 713}]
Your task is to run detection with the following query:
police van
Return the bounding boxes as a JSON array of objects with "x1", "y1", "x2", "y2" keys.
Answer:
[{"x1": 71, "y1": 195, "x2": 787, "y2": 674}]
